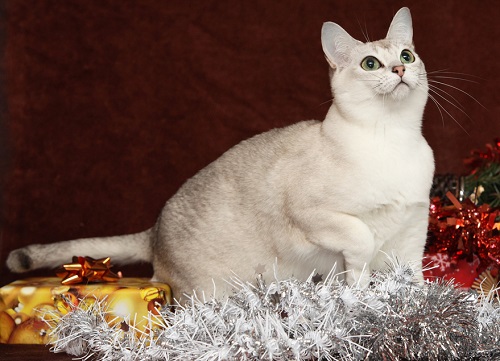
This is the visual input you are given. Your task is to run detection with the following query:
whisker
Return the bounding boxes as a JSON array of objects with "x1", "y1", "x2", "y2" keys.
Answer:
[
  {"x1": 417, "y1": 80, "x2": 445, "y2": 128},
  {"x1": 427, "y1": 83, "x2": 467, "y2": 111},
  {"x1": 427, "y1": 93, "x2": 445, "y2": 128},
  {"x1": 429, "y1": 75, "x2": 479, "y2": 84},
  {"x1": 319, "y1": 98, "x2": 334, "y2": 107},
  {"x1": 427, "y1": 79, "x2": 486, "y2": 109},
  {"x1": 363, "y1": 21, "x2": 371, "y2": 43},
  {"x1": 425, "y1": 69, "x2": 484, "y2": 80},
  {"x1": 356, "y1": 17, "x2": 371, "y2": 42},
  {"x1": 428, "y1": 85, "x2": 472, "y2": 121},
  {"x1": 418, "y1": 80, "x2": 470, "y2": 135},
  {"x1": 419, "y1": 73, "x2": 479, "y2": 83},
  {"x1": 428, "y1": 92, "x2": 470, "y2": 135}
]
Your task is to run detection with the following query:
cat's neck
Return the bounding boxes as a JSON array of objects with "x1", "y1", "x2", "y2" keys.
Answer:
[{"x1": 323, "y1": 96, "x2": 426, "y2": 139}]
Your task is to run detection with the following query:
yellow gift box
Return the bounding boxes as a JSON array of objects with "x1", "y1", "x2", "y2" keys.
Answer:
[{"x1": 0, "y1": 277, "x2": 172, "y2": 344}]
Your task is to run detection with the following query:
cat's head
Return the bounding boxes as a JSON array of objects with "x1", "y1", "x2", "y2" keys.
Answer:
[{"x1": 321, "y1": 8, "x2": 428, "y2": 120}]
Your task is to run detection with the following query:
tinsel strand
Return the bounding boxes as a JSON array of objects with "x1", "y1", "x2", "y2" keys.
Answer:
[{"x1": 46, "y1": 262, "x2": 500, "y2": 361}]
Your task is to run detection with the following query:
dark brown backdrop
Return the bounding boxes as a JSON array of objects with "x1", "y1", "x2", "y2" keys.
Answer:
[{"x1": 1, "y1": 0, "x2": 499, "y2": 287}]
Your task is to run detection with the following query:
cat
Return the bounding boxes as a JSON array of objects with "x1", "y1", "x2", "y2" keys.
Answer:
[{"x1": 7, "y1": 7, "x2": 434, "y2": 302}]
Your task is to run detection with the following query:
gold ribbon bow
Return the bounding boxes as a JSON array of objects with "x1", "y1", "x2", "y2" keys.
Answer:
[{"x1": 56, "y1": 256, "x2": 120, "y2": 285}]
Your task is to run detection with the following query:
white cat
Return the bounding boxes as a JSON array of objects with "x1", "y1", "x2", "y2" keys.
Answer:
[{"x1": 7, "y1": 7, "x2": 434, "y2": 302}]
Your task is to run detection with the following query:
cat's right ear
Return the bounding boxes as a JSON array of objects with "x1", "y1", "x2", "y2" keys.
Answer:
[{"x1": 321, "y1": 22, "x2": 361, "y2": 70}]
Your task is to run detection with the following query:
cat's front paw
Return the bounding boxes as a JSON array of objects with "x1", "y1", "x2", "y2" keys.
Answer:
[
  {"x1": 413, "y1": 271, "x2": 425, "y2": 287},
  {"x1": 346, "y1": 268, "x2": 371, "y2": 288},
  {"x1": 6, "y1": 248, "x2": 34, "y2": 273}
]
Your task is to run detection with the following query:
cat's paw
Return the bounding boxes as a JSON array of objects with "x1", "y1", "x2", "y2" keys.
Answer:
[
  {"x1": 6, "y1": 248, "x2": 33, "y2": 273},
  {"x1": 346, "y1": 268, "x2": 371, "y2": 288},
  {"x1": 413, "y1": 271, "x2": 425, "y2": 287}
]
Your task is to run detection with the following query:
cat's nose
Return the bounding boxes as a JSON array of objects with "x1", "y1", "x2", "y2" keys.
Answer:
[{"x1": 392, "y1": 65, "x2": 405, "y2": 77}]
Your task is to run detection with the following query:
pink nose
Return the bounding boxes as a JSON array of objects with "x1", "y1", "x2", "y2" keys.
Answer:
[{"x1": 392, "y1": 65, "x2": 405, "y2": 77}]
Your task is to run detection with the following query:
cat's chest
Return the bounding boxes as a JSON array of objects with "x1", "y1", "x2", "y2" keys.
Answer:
[{"x1": 322, "y1": 134, "x2": 433, "y2": 213}]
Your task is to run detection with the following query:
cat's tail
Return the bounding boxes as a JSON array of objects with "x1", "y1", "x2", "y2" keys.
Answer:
[{"x1": 6, "y1": 229, "x2": 153, "y2": 273}]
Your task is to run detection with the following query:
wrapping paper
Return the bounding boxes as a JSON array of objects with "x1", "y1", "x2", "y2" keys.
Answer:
[{"x1": 0, "y1": 277, "x2": 172, "y2": 344}]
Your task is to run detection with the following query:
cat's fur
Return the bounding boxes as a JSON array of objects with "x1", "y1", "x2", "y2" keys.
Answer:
[{"x1": 7, "y1": 8, "x2": 434, "y2": 302}]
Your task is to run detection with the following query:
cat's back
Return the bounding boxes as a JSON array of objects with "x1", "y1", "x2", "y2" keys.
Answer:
[
  {"x1": 158, "y1": 120, "x2": 322, "y2": 223},
  {"x1": 155, "y1": 119, "x2": 323, "y2": 251},
  {"x1": 184, "y1": 119, "x2": 321, "y2": 191},
  {"x1": 220, "y1": 119, "x2": 321, "y2": 168}
]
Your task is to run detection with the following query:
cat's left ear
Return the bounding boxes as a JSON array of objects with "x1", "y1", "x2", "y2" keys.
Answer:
[{"x1": 386, "y1": 7, "x2": 413, "y2": 44}]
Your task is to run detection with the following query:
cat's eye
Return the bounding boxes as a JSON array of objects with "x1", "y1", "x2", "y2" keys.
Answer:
[
  {"x1": 360, "y1": 56, "x2": 381, "y2": 71},
  {"x1": 400, "y1": 49, "x2": 415, "y2": 64}
]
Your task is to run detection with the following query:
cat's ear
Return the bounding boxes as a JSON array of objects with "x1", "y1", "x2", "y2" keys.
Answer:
[
  {"x1": 321, "y1": 22, "x2": 361, "y2": 69},
  {"x1": 386, "y1": 7, "x2": 413, "y2": 44}
]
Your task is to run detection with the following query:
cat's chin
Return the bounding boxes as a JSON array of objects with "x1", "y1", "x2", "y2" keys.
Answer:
[{"x1": 389, "y1": 82, "x2": 411, "y2": 101}]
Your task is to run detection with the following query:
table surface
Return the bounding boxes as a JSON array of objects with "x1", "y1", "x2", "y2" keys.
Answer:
[{"x1": 0, "y1": 344, "x2": 73, "y2": 360}]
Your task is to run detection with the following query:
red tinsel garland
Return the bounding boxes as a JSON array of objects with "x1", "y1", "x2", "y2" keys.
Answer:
[
  {"x1": 464, "y1": 137, "x2": 500, "y2": 173},
  {"x1": 464, "y1": 137, "x2": 500, "y2": 172},
  {"x1": 428, "y1": 191, "x2": 500, "y2": 272}
]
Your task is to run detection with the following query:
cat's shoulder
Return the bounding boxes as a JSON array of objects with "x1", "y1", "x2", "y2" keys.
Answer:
[
  {"x1": 239, "y1": 119, "x2": 321, "y2": 149},
  {"x1": 209, "y1": 119, "x2": 322, "y2": 172}
]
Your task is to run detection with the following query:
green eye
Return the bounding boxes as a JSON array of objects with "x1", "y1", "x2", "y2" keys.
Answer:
[
  {"x1": 361, "y1": 56, "x2": 381, "y2": 71},
  {"x1": 400, "y1": 49, "x2": 415, "y2": 64}
]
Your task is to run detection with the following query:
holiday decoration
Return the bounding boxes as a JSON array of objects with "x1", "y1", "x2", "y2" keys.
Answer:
[
  {"x1": 0, "y1": 277, "x2": 172, "y2": 344},
  {"x1": 472, "y1": 268, "x2": 500, "y2": 298},
  {"x1": 423, "y1": 252, "x2": 480, "y2": 288},
  {"x1": 2, "y1": 139, "x2": 498, "y2": 356},
  {"x1": 426, "y1": 138, "x2": 500, "y2": 290},
  {"x1": 56, "y1": 256, "x2": 120, "y2": 285},
  {"x1": 44, "y1": 262, "x2": 500, "y2": 360},
  {"x1": 431, "y1": 173, "x2": 467, "y2": 203},
  {"x1": 425, "y1": 191, "x2": 500, "y2": 290},
  {"x1": 431, "y1": 138, "x2": 500, "y2": 207},
  {"x1": 465, "y1": 138, "x2": 500, "y2": 170},
  {"x1": 427, "y1": 192, "x2": 500, "y2": 268},
  {"x1": 464, "y1": 138, "x2": 500, "y2": 208}
]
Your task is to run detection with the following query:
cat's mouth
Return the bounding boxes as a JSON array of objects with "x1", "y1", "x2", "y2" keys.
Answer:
[
  {"x1": 390, "y1": 80, "x2": 411, "y2": 100},
  {"x1": 396, "y1": 79, "x2": 409, "y2": 88}
]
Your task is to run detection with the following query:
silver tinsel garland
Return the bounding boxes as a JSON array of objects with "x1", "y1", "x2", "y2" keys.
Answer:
[{"x1": 44, "y1": 261, "x2": 500, "y2": 360}]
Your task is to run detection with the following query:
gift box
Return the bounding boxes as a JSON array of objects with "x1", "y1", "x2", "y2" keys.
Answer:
[{"x1": 0, "y1": 277, "x2": 172, "y2": 344}]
